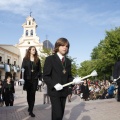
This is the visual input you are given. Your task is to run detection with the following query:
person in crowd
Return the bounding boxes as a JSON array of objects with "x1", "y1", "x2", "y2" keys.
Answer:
[
  {"x1": 106, "y1": 81, "x2": 115, "y2": 99},
  {"x1": 81, "y1": 80, "x2": 90, "y2": 101},
  {"x1": 42, "y1": 82, "x2": 50, "y2": 104},
  {"x1": 2, "y1": 75, "x2": 15, "y2": 106},
  {"x1": 89, "y1": 84, "x2": 95, "y2": 100},
  {"x1": 21, "y1": 46, "x2": 42, "y2": 117},
  {"x1": 0, "y1": 80, "x2": 4, "y2": 107},
  {"x1": 93, "y1": 85, "x2": 100, "y2": 99},
  {"x1": 72, "y1": 85, "x2": 77, "y2": 95},
  {"x1": 37, "y1": 80, "x2": 43, "y2": 92},
  {"x1": 43, "y1": 38, "x2": 82, "y2": 120},
  {"x1": 67, "y1": 85, "x2": 73, "y2": 102},
  {"x1": 76, "y1": 84, "x2": 81, "y2": 96},
  {"x1": 98, "y1": 85, "x2": 106, "y2": 99},
  {"x1": 101, "y1": 85, "x2": 108, "y2": 99}
]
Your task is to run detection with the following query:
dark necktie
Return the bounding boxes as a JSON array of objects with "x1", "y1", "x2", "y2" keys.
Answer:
[{"x1": 62, "y1": 57, "x2": 65, "y2": 63}]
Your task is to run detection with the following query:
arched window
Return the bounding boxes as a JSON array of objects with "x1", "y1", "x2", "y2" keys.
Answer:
[
  {"x1": 28, "y1": 41, "x2": 30, "y2": 44},
  {"x1": 26, "y1": 30, "x2": 28, "y2": 36},
  {"x1": 31, "y1": 30, "x2": 33, "y2": 36},
  {"x1": 29, "y1": 21, "x2": 31, "y2": 25}
]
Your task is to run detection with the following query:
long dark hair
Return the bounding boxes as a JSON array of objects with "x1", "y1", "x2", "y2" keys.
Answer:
[
  {"x1": 24, "y1": 46, "x2": 39, "y2": 64},
  {"x1": 53, "y1": 38, "x2": 70, "y2": 54}
]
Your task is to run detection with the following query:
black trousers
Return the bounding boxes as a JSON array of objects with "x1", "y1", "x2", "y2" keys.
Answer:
[
  {"x1": 26, "y1": 81, "x2": 38, "y2": 113},
  {"x1": 117, "y1": 83, "x2": 120, "y2": 101},
  {"x1": 50, "y1": 96, "x2": 67, "y2": 120},
  {"x1": 4, "y1": 93, "x2": 14, "y2": 106},
  {"x1": 5, "y1": 100, "x2": 13, "y2": 106}
]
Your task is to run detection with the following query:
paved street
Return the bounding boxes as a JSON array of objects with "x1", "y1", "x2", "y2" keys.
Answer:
[{"x1": 0, "y1": 86, "x2": 120, "y2": 120}]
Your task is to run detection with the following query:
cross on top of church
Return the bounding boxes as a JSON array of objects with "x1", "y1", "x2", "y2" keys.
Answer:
[{"x1": 30, "y1": 11, "x2": 32, "y2": 17}]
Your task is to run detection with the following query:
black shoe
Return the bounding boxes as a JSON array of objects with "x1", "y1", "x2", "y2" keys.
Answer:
[{"x1": 29, "y1": 112, "x2": 35, "y2": 117}]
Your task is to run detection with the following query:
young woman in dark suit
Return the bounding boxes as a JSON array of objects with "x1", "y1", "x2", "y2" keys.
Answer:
[
  {"x1": 43, "y1": 38, "x2": 81, "y2": 120},
  {"x1": 21, "y1": 46, "x2": 42, "y2": 117}
]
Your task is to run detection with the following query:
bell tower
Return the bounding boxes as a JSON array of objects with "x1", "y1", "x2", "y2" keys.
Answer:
[
  {"x1": 15, "y1": 14, "x2": 43, "y2": 65},
  {"x1": 19, "y1": 14, "x2": 40, "y2": 44}
]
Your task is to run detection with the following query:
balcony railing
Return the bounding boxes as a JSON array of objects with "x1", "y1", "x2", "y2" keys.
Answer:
[{"x1": 0, "y1": 63, "x2": 20, "y2": 72}]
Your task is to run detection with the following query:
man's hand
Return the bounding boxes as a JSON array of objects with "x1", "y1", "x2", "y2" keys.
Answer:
[
  {"x1": 73, "y1": 77, "x2": 84, "y2": 84},
  {"x1": 114, "y1": 79, "x2": 117, "y2": 82},
  {"x1": 54, "y1": 83, "x2": 63, "y2": 91}
]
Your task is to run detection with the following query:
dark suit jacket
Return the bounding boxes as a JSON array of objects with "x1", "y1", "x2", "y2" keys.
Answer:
[
  {"x1": 113, "y1": 61, "x2": 120, "y2": 79},
  {"x1": 2, "y1": 81, "x2": 15, "y2": 101},
  {"x1": 43, "y1": 54, "x2": 73, "y2": 97},
  {"x1": 21, "y1": 58, "x2": 42, "y2": 81},
  {"x1": 113, "y1": 61, "x2": 120, "y2": 84}
]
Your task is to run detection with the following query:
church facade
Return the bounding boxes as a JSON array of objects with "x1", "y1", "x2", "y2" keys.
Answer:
[{"x1": 0, "y1": 15, "x2": 47, "y2": 80}]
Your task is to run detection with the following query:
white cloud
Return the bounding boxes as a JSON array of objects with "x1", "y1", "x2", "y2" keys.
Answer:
[
  {"x1": 0, "y1": 0, "x2": 45, "y2": 15},
  {"x1": 0, "y1": 0, "x2": 120, "y2": 27}
]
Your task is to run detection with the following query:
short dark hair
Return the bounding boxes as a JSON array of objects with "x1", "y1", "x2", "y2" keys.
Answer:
[{"x1": 5, "y1": 72, "x2": 12, "y2": 80}]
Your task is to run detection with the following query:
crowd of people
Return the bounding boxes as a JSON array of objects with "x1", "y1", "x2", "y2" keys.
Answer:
[
  {"x1": 72, "y1": 79, "x2": 117, "y2": 101},
  {"x1": 0, "y1": 78, "x2": 118, "y2": 106}
]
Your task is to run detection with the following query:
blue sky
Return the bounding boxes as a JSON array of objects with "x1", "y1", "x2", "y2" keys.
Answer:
[{"x1": 0, "y1": 0, "x2": 120, "y2": 65}]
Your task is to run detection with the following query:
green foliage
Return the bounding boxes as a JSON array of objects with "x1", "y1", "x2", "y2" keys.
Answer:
[
  {"x1": 39, "y1": 47, "x2": 53, "y2": 71},
  {"x1": 79, "y1": 27, "x2": 120, "y2": 80},
  {"x1": 67, "y1": 56, "x2": 78, "y2": 77},
  {"x1": 78, "y1": 60, "x2": 97, "y2": 80}
]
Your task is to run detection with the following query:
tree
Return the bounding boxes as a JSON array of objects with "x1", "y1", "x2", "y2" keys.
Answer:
[
  {"x1": 39, "y1": 47, "x2": 53, "y2": 71},
  {"x1": 66, "y1": 56, "x2": 78, "y2": 77},
  {"x1": 93, "y1": 27, "x2": 120, "y2": 79},
  {"x1": 78, "y1": 60, "x2": 97, "y2": 80},
  {"x1": 79, "y1": 27, "x2": 120, "y2": 80}
]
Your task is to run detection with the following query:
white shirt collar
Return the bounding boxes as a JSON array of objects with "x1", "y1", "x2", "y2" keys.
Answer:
[{"x1": 57, "y1": 52, "x2": 64, "y2": 60}]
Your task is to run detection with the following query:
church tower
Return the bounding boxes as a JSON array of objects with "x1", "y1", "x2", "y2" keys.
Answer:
[
  {"x1": 19, "y1": 15, "x2": 40, "y2": 44},
  {"x1": 15, "y1": 15, "x2": 43, "y2": 65}
]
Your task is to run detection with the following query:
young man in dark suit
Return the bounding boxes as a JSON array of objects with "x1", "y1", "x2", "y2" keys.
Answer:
[
  {"x1": 113, "y1": 60, "x2": 120, "y2": 101},
  {"x1": 43, "y1": 38, "x2": 81, "y2": 120}
]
